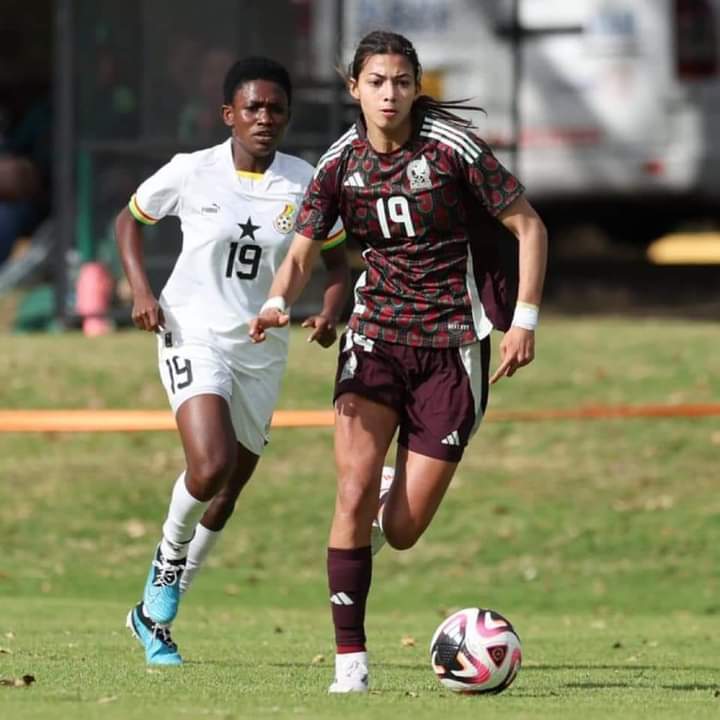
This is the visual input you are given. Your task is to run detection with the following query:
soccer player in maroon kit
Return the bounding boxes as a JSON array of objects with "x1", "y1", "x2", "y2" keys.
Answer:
[{"x1": 250, "y1": 30, "x2": 548, "y2": 692}]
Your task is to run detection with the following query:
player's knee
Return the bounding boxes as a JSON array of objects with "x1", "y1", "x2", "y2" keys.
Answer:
[
  {"x1": 335, "y1": 475, "x2": 376, "y2": 519},
  {"x1": 387, "y1": 536, "x2": 418, "y2": 551},
  {"x1": 383, "y1": 511, "x2": 424, "y2": 550},
  {"x1": 384, "y1": 523, "x2": 420, "y2": 551},
  {"x1": 186, "y1": 452, "x2": 237, "y2": 500}
]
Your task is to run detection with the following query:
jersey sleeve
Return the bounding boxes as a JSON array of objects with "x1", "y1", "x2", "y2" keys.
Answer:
[
  {"x1": 458, "y1": 135, "x2": 525, "y2": 217},
  {"x1": 128, "y1": 153, "x2": 190, "y2": 224},
  {"x1": 321, "y1": 218, "x2": 346, "y2": 251},
  {"x1": 294, "y1": 160, "x2": 340, "y2": 242}
]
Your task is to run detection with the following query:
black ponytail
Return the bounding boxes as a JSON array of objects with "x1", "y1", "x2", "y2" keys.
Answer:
[{"x1": 412, "y1": 95, "x2": 485, "y2": 129}]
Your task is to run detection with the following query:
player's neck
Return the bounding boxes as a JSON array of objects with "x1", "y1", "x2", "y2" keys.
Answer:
[
  {"x1": 231, "y1": 139, "x2": 275, "y2": 174},
  {"x1": 365, "y1": 121, "x2": 413, "y2": 154}
]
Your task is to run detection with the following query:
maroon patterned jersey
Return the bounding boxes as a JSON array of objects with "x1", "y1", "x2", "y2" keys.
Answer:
[{"x1": 295, "y1": 113, "x2": 525, "y2": 347}]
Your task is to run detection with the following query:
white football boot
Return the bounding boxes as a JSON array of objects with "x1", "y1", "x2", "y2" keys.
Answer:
[
  {"x1": 328, "y1": 651, "x2": 369, "y2": 693},
  {"x1": 370, "y1": 466, "x2": 395, "y2": 555}
]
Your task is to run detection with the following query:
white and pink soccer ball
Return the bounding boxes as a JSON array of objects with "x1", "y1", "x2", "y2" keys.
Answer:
[{"x1": 430, "y1": 607, "x2": 522, "y2": 694}]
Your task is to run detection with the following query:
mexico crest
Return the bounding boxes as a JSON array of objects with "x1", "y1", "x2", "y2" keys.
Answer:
[{"x1": 406, "y1": 155, "x2": 432, "y2": 191}]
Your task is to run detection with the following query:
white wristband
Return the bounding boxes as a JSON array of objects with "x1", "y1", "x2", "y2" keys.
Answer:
[
  {"x1": 511, "y1": 301, "x2": 539, "y2": 331},
  {"x1": 260, "y1": 296, "x2": 288, "y2": 314}
]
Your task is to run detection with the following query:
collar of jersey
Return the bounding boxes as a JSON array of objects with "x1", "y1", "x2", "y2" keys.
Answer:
[
  {"x1": 236, "y1": 170, "x2": 265, "y2": 180},
  {"x1": 222, "y1": 137, "x2": 279, "y2": 190}
]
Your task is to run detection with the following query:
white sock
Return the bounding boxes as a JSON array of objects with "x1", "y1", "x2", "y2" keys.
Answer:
[
  {"x1": 160, "y1": 472, "x2": 209, "y2": 560},
  {"x1": 336, "y1": 650, "x2": 368, "y2": 673},
  {"x1": 179, "y1": 523, "x2": 222, "y2": 594}
]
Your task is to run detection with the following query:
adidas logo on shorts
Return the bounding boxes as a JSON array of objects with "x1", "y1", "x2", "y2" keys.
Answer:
[{"x1": 441, "y1": 431, "x2": 461, "y2": 446}]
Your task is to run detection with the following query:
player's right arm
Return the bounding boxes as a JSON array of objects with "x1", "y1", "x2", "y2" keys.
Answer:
[
  {"x1": 302, "y1": 223, "x2": 350, "y2": 347},
  {"x1": 115, "y1": 206, "x2": 164, "y2": 332},
  {"x1": 249, "y1": 155, "x2": 342, "y2": 344},
  {"x1": 248, "y1": 232, "x2": 321, "y2": 343},
  {"x1": 115, "y1": 154, "x2": 188, "y2": 332}
]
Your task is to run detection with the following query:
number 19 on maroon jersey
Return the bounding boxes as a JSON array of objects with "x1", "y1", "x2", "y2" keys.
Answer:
[{"x1": 376, "y1": 197, "x2": 417, "y2": 238}]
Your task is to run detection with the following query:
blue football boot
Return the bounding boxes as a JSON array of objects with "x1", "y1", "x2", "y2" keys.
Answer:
[
  {"x1": 126, "y1": 602, "x2": 182, "y2": 666},
  {"x1": 143, "y1": 544, "x2": 185, "y2": 624}
]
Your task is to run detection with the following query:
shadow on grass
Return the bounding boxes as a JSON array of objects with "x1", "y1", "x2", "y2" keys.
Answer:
[
  {"x1": 524, "y1": 664, "x2": 717, "y2": 672},
  {"x1": 267, "y1": 662, "x2": 428, "y2": 671},
  {"x1": 525, "y1": 664, "x2": 656, "y2": 671},
  {"x1": 564, "y1": 681, "x2": 719, "y2": 692},
  {"x1": 182, "y1": 660, "x2": 254, "y2": 667},
  {"x1": 563, "y1": 682, "x2": 644, "y2": 689}
]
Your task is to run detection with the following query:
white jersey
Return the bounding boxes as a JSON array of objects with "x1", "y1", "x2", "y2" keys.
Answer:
[{"x1": 129, "y1": 138, "x2": 344, "y2": 367}]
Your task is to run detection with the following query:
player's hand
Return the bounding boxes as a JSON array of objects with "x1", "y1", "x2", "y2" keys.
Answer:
[
  {"x1": 249, "y1": 309, "x2": 290, "y2": 343},
  {"x1": 131, "y1": 292, "x2": 165, "y2": 332},
  {"x1": 490, "y1": 326, "x2": 535, "y2": 384},
  {"x1": 302, "y1": 314, "x2": 337, "y2": 347}
]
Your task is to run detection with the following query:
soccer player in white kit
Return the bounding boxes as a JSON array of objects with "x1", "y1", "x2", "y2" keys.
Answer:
[{"x1": 115, "y1": 57, "x2": 349, "y2": 665}]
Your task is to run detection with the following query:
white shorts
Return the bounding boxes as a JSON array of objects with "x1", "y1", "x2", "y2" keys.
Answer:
[{"x1": 157, "y1": 334, "x2": 286, "y2": 456}]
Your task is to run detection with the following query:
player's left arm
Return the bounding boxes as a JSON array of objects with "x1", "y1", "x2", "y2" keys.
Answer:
[
  {"x1": 491, "y1": 194, "x2": 548, "y2": 383},
  {"x1": 302, "y1": 229, "x2": 350, "y2": 348}
]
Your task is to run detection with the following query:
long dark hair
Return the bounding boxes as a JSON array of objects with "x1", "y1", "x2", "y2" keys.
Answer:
[{"x1": 342, "y1": 30, "x2": 484, "y2": 129}]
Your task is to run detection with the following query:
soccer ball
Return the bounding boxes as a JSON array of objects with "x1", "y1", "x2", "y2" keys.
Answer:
[{"x1": 430, "y1": 607, "x2": 522, "y2": 694}]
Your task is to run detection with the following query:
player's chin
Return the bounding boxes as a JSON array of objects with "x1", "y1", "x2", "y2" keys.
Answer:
[
  {"x1": 375, "y1": 110, "x2": 407, "y2": 129},
  {"x1": 375, "y1": 115, "x2": 397, "y2": 130},
  {"x1": 250, "y1": 138, "x2": 279, "y2": 156}
]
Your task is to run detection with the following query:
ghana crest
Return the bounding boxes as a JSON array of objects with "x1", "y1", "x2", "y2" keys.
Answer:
[{"x1": 273, "y1": 203, "x2": 297, "y2": 234}]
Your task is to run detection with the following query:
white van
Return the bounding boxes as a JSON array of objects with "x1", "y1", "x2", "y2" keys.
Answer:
[{"x1": 333, "y1": 0, "x2": 720, "y2": 244}]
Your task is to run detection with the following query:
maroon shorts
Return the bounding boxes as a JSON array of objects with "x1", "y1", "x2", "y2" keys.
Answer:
[{"x1": 333, "y1": 330, "x2": 491, "y2": 462}]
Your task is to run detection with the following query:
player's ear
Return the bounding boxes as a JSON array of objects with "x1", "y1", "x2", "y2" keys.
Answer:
[
  {"x1": 348, "y1": 77, "x2": 360, "y2": 101},
  {"x1": 222, "y1": 104, "x2": 234, "y2": 128}
]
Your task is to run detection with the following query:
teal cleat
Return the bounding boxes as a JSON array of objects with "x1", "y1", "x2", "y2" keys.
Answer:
[
  {"x1": 126, "y1": 602, "x2": 183, "y2": 666},
  {"x1": 143, "y1": 545, "x2": 185, "y2": 624}
]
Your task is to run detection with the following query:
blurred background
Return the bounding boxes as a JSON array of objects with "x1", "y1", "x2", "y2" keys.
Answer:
[{"x1": 1, "y1": 0, "x2": 719, "y2": 332}]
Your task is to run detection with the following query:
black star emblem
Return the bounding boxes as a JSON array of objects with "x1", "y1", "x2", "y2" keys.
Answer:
[{"x1": 238, "y1": 216, "x2": 261, "y2": 241}]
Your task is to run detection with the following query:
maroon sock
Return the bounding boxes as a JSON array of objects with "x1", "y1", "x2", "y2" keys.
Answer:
[{"x1": 327, "y1": 546, "x2": 372, "y2": 652}]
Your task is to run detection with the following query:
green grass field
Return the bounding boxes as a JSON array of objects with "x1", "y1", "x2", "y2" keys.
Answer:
[{"x1": 1, "y1": 317, "x2": 719, "y2": 719}]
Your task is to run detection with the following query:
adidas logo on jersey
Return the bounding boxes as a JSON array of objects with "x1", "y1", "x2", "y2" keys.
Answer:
[
  {"x1": 343, "y1": 172, "x2": 365, "y2": 188},
  {"x1": 441, "y1": 431, "x2": 461, "y2": 446},
  {"x1": 330, "y1": 592, "x2": 354, "y2": 606}
]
